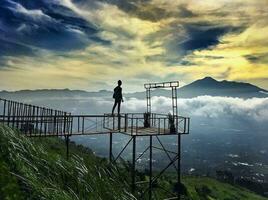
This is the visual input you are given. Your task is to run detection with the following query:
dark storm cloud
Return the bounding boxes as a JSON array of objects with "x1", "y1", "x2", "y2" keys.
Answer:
[
  {"x1": 179, "y1": 24, "x2": 242, "y2": 51},
  {"x1": 145, "y1": 21, "x2": 244, "y2": 66},
  {"x1": 0, "y1": 38, "x2": 35, "y2": 57},
  {"x1": 0, "y1": 0, "x2": 108, "y2": 57}
]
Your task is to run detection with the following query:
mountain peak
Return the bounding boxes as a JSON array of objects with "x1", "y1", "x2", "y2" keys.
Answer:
[
  {"x1": 186, "y1": 76, "x2": 219, "y2": 88},
  {"x1": 179, "y1": 76, "x2": 268, "y2": 98},
  {"x1": 199, "y1": 76, "x2": 218, "y2": 82}
]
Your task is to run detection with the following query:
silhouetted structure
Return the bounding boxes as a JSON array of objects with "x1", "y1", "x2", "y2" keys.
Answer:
[{"x1": 0, "y1": 81, "x2": 190, "y2": 200}]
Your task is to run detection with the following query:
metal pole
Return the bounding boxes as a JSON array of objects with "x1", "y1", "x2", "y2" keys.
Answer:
[
  {"x1": 12, "y1": 102, "x2": 15, "y2": 127},
  {"x1": 44, "y1": 108, "x2": 47, "y2": 135},
  {"x1": 63, "y1": 112, "x2": 67, "y2": 133},
  {"x1": 66, "y1": 135, "x2": 69, "y2": 160},
  {"x1": 7, "y1": 101, "x2": 11, "y2": 125},
  {"x1": 36, "y1": 107, "x2": 39, "y2": 132},
  {"x1": 109, "y1": 132, "x2": 113, "y2": 163},
  {"x1": 124, "y1": 114, "x2": 128, "y2": 132},
  {"x1": 132, "y1": 135, "x2": 136, "y2": 193},
  {"x1": 177, "y1": 132, "x2": 181, "y2": 199},
  {"x1": 82, "y1": 116, "x2": 84, "y2": 134},
  {"x1": 118, "y1": 114, "x2": 121, "y2": 131},
  {"x1": 3, "y1": 99, "x2": 6, "y2": 122},
  {"x1": 149, "y1": 135, "x2": 153, "y2": 200}
]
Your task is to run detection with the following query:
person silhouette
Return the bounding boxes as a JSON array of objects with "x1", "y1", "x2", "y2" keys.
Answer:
[{"x1": 112, "y1": 80, "x2": 123, "y2": 115}]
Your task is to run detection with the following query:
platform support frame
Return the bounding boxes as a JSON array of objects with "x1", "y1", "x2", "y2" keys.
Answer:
[{"x1": 109, "y1": 132, "x2": 181, "y2": 200}]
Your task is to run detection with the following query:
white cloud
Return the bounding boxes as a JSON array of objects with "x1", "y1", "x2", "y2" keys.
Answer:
[
  {"x1": 41, "y1": 95, "x2": 268, "y2": 123},
  {"x1": 122, "y1": 96, "x2": 268, "y2": 122},
  {"x1": 7, "y1": 0, "x2": 53, "y2": 22}
]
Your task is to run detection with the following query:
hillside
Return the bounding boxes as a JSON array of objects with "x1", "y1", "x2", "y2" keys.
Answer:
[
  {"x1": 184, "y1": 177, "x2": 268, "y2": 200},
  {"x1": 0, "y1": 125, "x2": 267, "y2": 200},
  {"x1": 0, "y1": 125, "x2": 135, "y2": 200}
]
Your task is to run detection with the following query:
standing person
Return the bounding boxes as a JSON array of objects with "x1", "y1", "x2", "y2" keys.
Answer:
[{"x1": 112, "y1": 80, "x2": 123, "y2": 115}]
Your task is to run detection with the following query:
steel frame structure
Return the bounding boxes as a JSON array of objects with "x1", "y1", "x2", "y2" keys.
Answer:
[
  {"x1": 0, "y1": 81, "x2": 189, "y2": 199},
  {"x1": 108, "y1": 133, "x2": 182, "y2": 199}
]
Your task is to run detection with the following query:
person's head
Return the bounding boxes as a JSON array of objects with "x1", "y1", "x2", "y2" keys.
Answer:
[{"x1": 118, "y1": 80, "x2": 122, "y2": 86}]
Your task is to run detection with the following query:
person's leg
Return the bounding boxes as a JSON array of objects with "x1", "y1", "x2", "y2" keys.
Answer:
[
  {"x1": 117, "y1": 100, "x2": 121, "y2": 115},
  {"x1": 112, "y1": 100, "x2": 117, "y2": 115}
]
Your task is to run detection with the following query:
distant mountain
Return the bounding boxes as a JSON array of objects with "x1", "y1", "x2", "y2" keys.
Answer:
[
  {"x1": 0, "y1": 77, "x2": 267, "y2": 100},
  {"x1": 178, "y1": 77, "x2": 268, "y2": 98},
  {"x1": 0, "y1": 88, "x2": 113, "y2": 100},
  {"x1": 128, "y1": 77, "x2": 268, "y2": 98}
]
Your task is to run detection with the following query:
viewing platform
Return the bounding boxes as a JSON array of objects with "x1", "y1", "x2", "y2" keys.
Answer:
[
  {"x1": 0, "y1": 112, "x2": 189, "y2": 137},
  {"x1": 0, "y1": 81, "x2": 190, "y2": 200}
]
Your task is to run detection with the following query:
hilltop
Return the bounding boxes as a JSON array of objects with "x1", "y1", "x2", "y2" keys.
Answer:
[
  {"x1": 0, "y1": 125, "x2": 267, "y2": 200},
  {"x1": 178, "y1": 77, "x2": 268, "y2": 98}
]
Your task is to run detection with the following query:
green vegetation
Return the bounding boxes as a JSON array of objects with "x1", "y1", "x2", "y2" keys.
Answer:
[
  {"x1": 0, "y1": 125, "x2": 134, "y2": 200},
  {"x1": 183, "y1": 176, "x2": 267, "y2": 200},
  {"x1": 0, "y1": 124, "x2": 267, "y2": 200}
]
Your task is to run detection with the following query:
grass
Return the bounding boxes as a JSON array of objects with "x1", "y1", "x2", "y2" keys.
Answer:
[
  {"x1": 0, "y1": 125, "x2": 135, "y2": 200},
  {"x1": 0, "y1": 124, "x2": 267, "y2": 200},
  {"x1": 183, "y1": 176, "x2": 268, "y2": 200}
]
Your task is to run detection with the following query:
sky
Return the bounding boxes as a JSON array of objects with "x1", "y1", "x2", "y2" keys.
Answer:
[{"x1": 0, "y1": 0, "x2": 268, "y2": 92}]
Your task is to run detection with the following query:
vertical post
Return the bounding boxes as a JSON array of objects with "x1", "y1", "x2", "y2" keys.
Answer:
[
  {"x1": 29, "y1": 105, "x2": 32, "y2": 135},
  {"x1": 103, "y1": 115, "x2": 105, "y2": 129},
  {"x1": 16, "y1": 102, "x2": 19, "y2": 128},
  {"x1": 36, "y1": 107, "x2": 39, "y2": 133},
  {"x1": 109, "y1": 132, "x2": 113, "y2": 163},
  {"x1": 82, "y1": 116, "x2": 84, "y2": 134},
  {"x1": 56, "y1": 111, "x2": 59, "y2": 135},
  {"x1": 63, "y1": 112, "x2": 67, "y2": 134},
  {"x1": 149, "y1": 135, "x2": 153, "y2": 200},
  {"x1": 39, "y1": 108, "x2": 43, "y2": 136},
  {"x1": 164, "y1": 118, "x2": 166, "y2": 134},
  {"x1": 12, "y1": 101, "x2": 15, "y2": 127},
  {"x1": 50, "y1": 109, "x2": 55, "y2": 134},
  {"x1": 177, "y1": 131, "x2": 181, "y2": 199},
  {"x1": 44, "y1": 108, "x2": 47, "y2": 135},
  {"x1": 7, "y1": 101, "x2": 10, "y2": 125},
  {"x1": 131, "y1": 117, "x2": 134, "y2": 135},
  {"x1": 18, "y1": 103, "x2": 22, "y2": 128},
  {"x1": 78, "y1": 116, "x2": 80, "y2": 132},
  {"x1": 132, "y1": 135, "x2": 136, "y2": 193},
  {"x1": 3, "y1": 99, "x2": 6, "y2": 122},
  {"x1": 124, "y1": 114, "x2": 128, "y2": 132},
  {"x1": 66, "y1": 135, "x2": 69, "y2": 160},
  {"x1": 70, "y1": 116, "x2": 73, "y2": 135},
  {"x1": 22, "y1": 104, "x2": 26, "y2": 133},
  {"x1": 53, "y1": 111, "x2": 56, "y2": 135},
  {"x1": 146, "y1": 88, "x2": 151, "y2": 114},
  {"x1": 118, "y1": 114, "x2": 121, "y2": 132},
  {"x1": 175, "y1": 87, "x2": 178, "y2": 132}
]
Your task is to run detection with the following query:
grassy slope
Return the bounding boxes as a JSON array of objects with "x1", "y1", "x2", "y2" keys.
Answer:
[
  {"x1": 0, "y1": 125, "x2": 135, "y2": 200},
  {"x1": 183, "y1": 176, "x2": 267, "y2": 200},
  {"x1": 0, "y1": 124, "x2": 267, "y2": 200}
]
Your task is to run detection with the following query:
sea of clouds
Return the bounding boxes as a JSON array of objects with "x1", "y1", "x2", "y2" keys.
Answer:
[{"x1": 91, "y1": 96, "x2": 268, "y2": 122}]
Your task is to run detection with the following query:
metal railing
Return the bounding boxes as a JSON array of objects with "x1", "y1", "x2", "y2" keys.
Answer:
[
  {"x1": 0, "y1": 98, "x2": 190, "y2": 137},
  {"x1": 103, "y1": 112, "x2": 190, "y2": 136},
  {"x1": 0, "y1": 98, "x2": 72, "y2": 136}
]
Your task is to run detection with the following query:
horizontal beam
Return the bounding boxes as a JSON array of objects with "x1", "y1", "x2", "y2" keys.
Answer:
[{"x1": 144, "y1": 81, "x2": 179, "y2": 89}]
